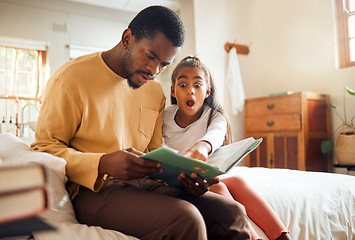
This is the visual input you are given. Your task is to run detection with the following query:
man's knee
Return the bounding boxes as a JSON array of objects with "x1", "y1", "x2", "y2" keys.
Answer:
[
  {"x1": 229, "y1": 200, "x2": 248, "y2": 224},
  {"x1": 150, "y1": 201, "x2": 207, "y2": 240},
  {"x1": 205, "y1": 194, "x2": 250, "y2": 239},
  {"x1": 216, "y1": 196, "x2": 246, "y2": 223}
]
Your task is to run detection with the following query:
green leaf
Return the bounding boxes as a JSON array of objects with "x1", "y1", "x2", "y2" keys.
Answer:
[
  {"x1": 344, "y1": 86, "x2": 355, "y2": 95},
  {"x1": 328, "y1": 104, "x2": 336, "y2": 109},
  {"x1": 321, "y1": 140, "x2": 334, "y2": 154}
]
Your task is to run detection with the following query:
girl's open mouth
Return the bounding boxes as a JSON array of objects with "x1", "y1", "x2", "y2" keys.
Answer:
[{"x1": 186, "y1": 99, "x2": 195, "y2": 107}]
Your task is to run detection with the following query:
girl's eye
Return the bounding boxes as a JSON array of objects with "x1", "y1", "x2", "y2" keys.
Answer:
[
  {"x1": 194, "y1": 83, "x2": 202, "y2": 88},
  {"x1": 178, "y1": 83, "x2": 186, "y2": 87}
]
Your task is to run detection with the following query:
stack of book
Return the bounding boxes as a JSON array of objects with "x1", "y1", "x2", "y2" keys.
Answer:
[{"x1": 0, "y1": 164, "x2": 55, "y2": 238}]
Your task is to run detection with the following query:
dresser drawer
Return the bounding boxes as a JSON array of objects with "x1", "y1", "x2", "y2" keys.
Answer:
[
  {"x1": 245, "y1": 113, "x2": 301, "y2": 132},
  {"x1": 244, "y1": 92, "x2": 330, "y2": 172},
  {"x1": 245, "y1": 94, "x2": 301, "y2": 116}
]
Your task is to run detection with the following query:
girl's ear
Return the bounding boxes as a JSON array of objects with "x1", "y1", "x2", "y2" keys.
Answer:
[
  {"x1": 205, "y1": 88, "x2": 210, "y2": 98},
  {"x1": 122, "y1": 29, "x2": 133, "y2": 49},
  {"x1": 171, "y1": 85, "x2": 176, "y2": 98}
]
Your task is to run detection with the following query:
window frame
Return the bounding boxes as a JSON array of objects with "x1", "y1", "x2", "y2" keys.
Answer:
[
  {"x1": 0, "y1": 46, "x2": 47, "y2": 100},
  {"x1": 0, "y1": 40, "x2": 47, "y2": 137},
  {"x1": 336, "y1": 0, "x2": 355, "y2": 68}
]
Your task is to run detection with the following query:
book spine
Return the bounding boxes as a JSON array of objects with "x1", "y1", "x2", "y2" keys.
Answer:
[{"x1": 0, "y1": 186, "x2": 49, "y2": 225}]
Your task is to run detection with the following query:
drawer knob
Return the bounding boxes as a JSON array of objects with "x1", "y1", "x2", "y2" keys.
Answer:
[
  {"x1": 267, "y1": 121, "x2": 274, "y2": 126},
  {"x1": 267, "y1": 104, "x2": 274, "y2": 110}
]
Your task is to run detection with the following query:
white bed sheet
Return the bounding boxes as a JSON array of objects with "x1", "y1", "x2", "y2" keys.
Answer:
[
  {"x1": 1, "y1": 133, "x2": 354, "y2": 240},
  {"x1": 224, "y1": 167, "x2": 355, "y2": 240}
]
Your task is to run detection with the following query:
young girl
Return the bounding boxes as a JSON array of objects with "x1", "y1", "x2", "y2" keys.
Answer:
[{"x1": 162, "y1": 56, "x2": 292, "y2": 240}]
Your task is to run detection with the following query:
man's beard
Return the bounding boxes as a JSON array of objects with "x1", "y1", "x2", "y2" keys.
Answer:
[
  {"x1": 123, "y1": 50, "x2": 154, "y2": 89},
  {"x1": 126, "y1": 74, "x2": 141, "y2": 89},
  {"x1": 126, "y1": 71, "x2": 157, "y2": 89}
]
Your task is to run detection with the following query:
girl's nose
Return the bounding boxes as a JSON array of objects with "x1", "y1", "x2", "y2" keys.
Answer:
[{"x1": 187, "y1": 86, "x2": 195, "y2": 94}]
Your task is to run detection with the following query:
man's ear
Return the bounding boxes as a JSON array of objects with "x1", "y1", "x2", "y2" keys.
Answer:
[
  {"x1": 122, "y1": 29, "x2": 133, "y2": 49},
  {"x1": 171, "y1": 86, "x2": 176, "y2": 98}
]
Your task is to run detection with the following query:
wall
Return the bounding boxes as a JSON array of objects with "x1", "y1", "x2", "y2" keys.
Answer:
[
  {"x1": 192, "y1": 0, "x2": 253, "y2": 142},
  {"x1": 0, "y1": 0, "x2": 133, "y2": 135},
  {"x1": 189, "y1": 0, "x2": 355, "y2": 173},
  {"x1": 0, "y1": 0, "x2": 133, "y2": 73},
  {"x1": 1, "y1": 0, "x2": 354, "y2": 172}
]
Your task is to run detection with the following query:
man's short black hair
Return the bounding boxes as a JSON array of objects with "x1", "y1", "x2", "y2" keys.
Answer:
[{"x1": 128, "y1": 5, "x2": 185, "y2": 47}]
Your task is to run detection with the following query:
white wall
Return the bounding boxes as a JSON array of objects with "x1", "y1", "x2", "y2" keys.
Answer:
[
  {"x1": 192, "y1": 0, "x2": 253, "y2": 142},
  {"x1": 0, "y1": 0, "x2": 133, "y2": 136},
  {"x1": 0, "y1": 0, "x2": 133, "y2": 74},
  {"x1": 189, "y1": 0, "x2": 355, "y2": 139},
  {"x1": 1, "y1": 0, "x2": 354, "y2": 171},
  {"x1": 187, "y1": 0, "x2": 355, "y2": 173}
]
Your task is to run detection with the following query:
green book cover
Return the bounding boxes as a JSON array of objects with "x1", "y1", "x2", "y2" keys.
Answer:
[{"x1": 142, "y1": 137, "x2": 262, "y2": 188}]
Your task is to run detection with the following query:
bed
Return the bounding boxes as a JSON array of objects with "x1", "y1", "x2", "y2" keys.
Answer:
[{"x1": 0, "y1": 132, "x2": 354, "y2": 240}]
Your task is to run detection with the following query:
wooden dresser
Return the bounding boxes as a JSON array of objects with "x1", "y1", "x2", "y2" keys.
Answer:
[{"x1": 244, "y1": 92, "x2": 331, "y2": 172}]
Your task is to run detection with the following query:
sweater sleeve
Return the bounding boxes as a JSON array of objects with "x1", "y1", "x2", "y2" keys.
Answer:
[
  {"x1": 31, "y1": 75, "x2": 104, "y2": 193},
  {"x1": 200, "y1": 111, "x2": 227, "y2": 155}
]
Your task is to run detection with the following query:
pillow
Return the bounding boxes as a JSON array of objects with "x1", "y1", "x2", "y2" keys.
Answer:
[
  {"x1": 0, "y1": 133, "x2": 77, "y2": 223},
  {"x1": 0, "y1": 133, "x2": 139, "y2": 240},
  {"x1": 0, "y1": 133, "x2": 66, "y2": 175}
]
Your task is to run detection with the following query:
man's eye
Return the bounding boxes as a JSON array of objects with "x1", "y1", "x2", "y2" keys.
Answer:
[
  {"x1": 161, "y1": 62, "x2": 170, "y2": 67},
  {"x1": 146, "y1": 54, "x2": 155, "y2": 60},
  {"x1": 178, "y1": 83, "x2": 186, "y2": 87}
]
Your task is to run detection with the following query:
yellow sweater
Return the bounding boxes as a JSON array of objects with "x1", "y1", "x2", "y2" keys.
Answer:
[{"x1": 31, "y1": 52, "x2": 165, "y2": 197}]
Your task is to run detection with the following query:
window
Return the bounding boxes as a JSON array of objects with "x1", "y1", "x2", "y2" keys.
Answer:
[
  {"x1": 336, "y1": 0, "x2": 355, "y2": 68},
  {"x1": 0, "y1": 47, "x2": 46, "y2": 97},
  {"x1": 0, "y1": 44, "x2": 47, "y2": 137}
]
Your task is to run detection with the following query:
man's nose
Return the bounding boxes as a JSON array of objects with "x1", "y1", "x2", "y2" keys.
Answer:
[{"x1": 147, "y1": 63, "x2": 161, "y2": 76}]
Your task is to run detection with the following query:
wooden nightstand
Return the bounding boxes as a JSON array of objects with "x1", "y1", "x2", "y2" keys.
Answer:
[{"x1": 244, "y1": 92, "x2": 331, "y2": 172}]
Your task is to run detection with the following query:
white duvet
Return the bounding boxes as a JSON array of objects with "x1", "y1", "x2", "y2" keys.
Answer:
[
  {"x1": 1, "y1": 133, "x2": 354, "y2": 240},
  {"x1": 225, "y1": 167, "x2": 355, "y2": 239}
]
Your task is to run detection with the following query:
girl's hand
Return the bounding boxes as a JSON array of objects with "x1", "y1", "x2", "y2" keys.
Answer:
[
  {"x1": 178, "y1": 172, "x2": 219, "y2": 197},
  {"x1": 184, "y1": 141, "x2": 212, "y2": 162}
]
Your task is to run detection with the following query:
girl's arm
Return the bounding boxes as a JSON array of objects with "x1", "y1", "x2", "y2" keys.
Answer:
[
  {"x1": 184, "y1": 140, "x2": 212, "y2": 161},
  {"x1": 184, "y1": 111, "x2": 227, "y2": 161}
]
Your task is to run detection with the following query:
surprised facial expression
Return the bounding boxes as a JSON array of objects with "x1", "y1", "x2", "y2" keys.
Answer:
[{"x1": 171, "y1": 66, "x2": 210, "y2": 118}]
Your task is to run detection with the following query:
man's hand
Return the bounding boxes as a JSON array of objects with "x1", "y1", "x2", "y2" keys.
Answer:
[
  {"x1": 178, "y1": 172, "x2": 219, "y2": 197},
  {"x1": 184, "y1": 141, "x2": 212, "y2": 162},
  {"x1": 99, "y1": 148, "x2": 162, "y2": 180}
]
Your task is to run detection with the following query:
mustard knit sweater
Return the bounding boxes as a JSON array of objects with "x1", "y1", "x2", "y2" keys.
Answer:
[{"x1": 31, "y1": 52, "x2": 165, "y2": 197}]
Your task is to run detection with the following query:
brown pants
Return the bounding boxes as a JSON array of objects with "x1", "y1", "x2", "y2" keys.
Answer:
[{"x1": 72, "y1": 177, "x2": 250, "y2": 240}]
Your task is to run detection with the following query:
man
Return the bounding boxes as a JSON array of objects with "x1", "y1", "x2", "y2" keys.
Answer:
[{"x1": 32, "y1": 5, "x2": 250, "y2": 240}]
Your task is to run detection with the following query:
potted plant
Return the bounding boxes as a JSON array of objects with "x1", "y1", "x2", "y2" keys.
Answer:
[{"x1": 321, "y1": 86, "x2": 355, "y2": 165}]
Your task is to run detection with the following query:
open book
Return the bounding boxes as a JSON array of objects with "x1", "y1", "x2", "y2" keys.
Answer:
[{"x1": 142, "y1": 137, "x2": 262, "y2": 187}]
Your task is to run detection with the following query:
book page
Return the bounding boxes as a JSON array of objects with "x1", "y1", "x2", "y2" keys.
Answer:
[{"x1": 206, "y1": 137, "x2": 260, "y2": 172}]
